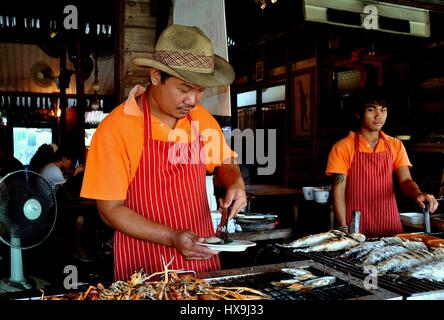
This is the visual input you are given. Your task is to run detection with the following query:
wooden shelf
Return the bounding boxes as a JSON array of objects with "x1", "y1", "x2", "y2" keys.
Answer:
[{"x1": 406, "y1": 143, "x2": 444, "y2": 153}]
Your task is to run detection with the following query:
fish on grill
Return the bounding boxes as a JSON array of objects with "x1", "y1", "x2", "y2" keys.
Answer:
[
  {"x1": 303, "y1": 276, "x2": 336, "y2": 288},
  {"x1": 381, "y1": 237, "x2": 405, "y2": 246},
  {"x1": 401, "y1": 240, "x2": 428, "y2": 251},
  {"x1": 285, "y1": 276, "x2": 336, "y2": 292},
  {"x1": 341, "y1": 237, "x2": 410, "y2": 260},
  {"x1": 408, "y1": 259, "x2": 444, "y2": 282},
  {"x1": 294, "y1": 234, "x2": 365, "y2": 253},
  {"x1": 281, "y1": 268, "x2": 317, "y2": 281},
  {"x1": 341, "y1": 240, "x2": 386, "y2": 259},
  {"x1": 278, "y1": 230, "x2": 346, "y2": 248},
  {"x1": 362, "y1": 245, "x2": 411, "y2": 266},
  {"x1": 376, "y1": 248, "x2": 444, "y2": 274},
  {"x1": 360, "y1": 240, "x2": 428, "y2": 265}
]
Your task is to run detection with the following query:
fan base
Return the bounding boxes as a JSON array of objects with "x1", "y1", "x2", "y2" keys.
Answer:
[{"x1": 0, "y1": 276, "x2": 49, "y2": 292}]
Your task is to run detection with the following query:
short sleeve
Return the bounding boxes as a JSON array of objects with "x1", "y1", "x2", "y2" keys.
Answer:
[
  {"x1": 80, "y1": 126, "x2": 131, "y2": 200},
  {"x1": 326, "y1": 140, "x2": 352, "y2": 176},
  {"x1": 193, "y1": 107, "x2": 237, "y2": 173},
  {"x1": 391, "y1": 138, "x2": 412, "y2": 170}
]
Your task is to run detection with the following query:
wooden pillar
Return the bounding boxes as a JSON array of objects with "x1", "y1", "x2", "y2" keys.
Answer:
[
  {"x1": 58, "y1": 50, "x2": 68, "y2": 146},
  {"x1": 74, "y1": 38, "x2": 86, "y2": 162}
]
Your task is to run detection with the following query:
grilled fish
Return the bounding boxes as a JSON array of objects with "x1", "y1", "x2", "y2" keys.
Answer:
[
  {"x1": 381, "y1": 237, "x2": 404, "y2": 246},
  {"x1": 376, "y1": 248, "x2": 444, "y2": 274},
  {"x1": 287, "y1": 276, "x2": 336, "y2": 292},
  {"x1": 278, "y1": 230, "x2": 345, "y2": 248},
  {"x1": 303, "y1": 276, "x2": 336, "y2": 288},
  {"x1": 408, "y1": 259, "x2": 444, "y2": 282},
  {"x1": 362, "y1": 245, "x2": 410, "y2": 266},
  {"x1": 295, "y1": 236, "x2": 363, "y2": 253},
  {"x1": 401, "y1": 240, "x2": 428, "y2": 251},
  {"x1": 341, "y1": 240, "x2": 386, "y2": 259},
  {"x1": 281, "y1": 268, "x2": 317, "y2": 281}
]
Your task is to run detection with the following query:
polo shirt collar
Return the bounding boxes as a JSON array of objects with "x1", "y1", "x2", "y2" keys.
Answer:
[
  {"x1": 123, "y1": 84, "x2": 146, "y2": 117},
  {"x1": 349, "y1": 130, "x2": 387, "y2": 140}
]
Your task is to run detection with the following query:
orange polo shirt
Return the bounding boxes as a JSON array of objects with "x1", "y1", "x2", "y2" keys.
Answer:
[
  {"x1": 80, "y1": 85, "x2": 236, "y2": 200},
  {"x1": 326, "y1": 131, "x2": 412, "y2": 176}
]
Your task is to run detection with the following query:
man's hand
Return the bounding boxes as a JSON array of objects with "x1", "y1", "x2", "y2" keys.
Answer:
[
  {"x1": 220, "y1": 183, "x2": 247, "y2": 219},
  {"x1": 74, "y1": 163, "x2": 85, "y2": 176},
  {"x1": 214, "y1": 160, "x2": 247, "y2": 219},
  {"x1": 171, "y1": 230, "x2": 218, "y2": 260},
  {"x1": 415, "y1": 193, "x2": 439, "y2": 213}
]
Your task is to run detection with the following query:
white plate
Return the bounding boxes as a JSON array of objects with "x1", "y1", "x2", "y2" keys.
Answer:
[
  {"x1": 197, "y1": 240, "x2": 256, "y2": 252},
  {"x1": 400, "y1": 212, "x2": 424, "y2": 225},
  {"x1": 236, "y1": 213, "x2": 278, "y2": 220}
]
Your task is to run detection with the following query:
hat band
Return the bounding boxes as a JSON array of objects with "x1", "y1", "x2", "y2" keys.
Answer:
[{"x1": 154, "y1": 50, "x2": 214, "y2": 74}]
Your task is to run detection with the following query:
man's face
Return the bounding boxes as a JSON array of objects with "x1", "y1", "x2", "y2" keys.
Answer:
[
  {"x1": 360, "y1": 104, "x2": 387, "y2": 132},
  {"x1": 154, "y1": 76, "x2": 205, "y2": 119},
  {"x1": 61, "y1": 157, "x2": 72, "y2": 171}
]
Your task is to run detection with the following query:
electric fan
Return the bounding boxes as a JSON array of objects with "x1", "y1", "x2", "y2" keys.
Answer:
[
  {"x1": 31, "y1": 62, "x2": 57, "y2": 88},
  {"x1": 0, "y1": 170, "x2": 57, "y2": 292}
]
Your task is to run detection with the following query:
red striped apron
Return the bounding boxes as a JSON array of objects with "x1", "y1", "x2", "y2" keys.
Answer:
[
  {"x1": 345, "y1": 133, "x2": 403, "y2": 238},
  {"x1": 113, "y1": 92, "x2": 220, "y2": 281}
]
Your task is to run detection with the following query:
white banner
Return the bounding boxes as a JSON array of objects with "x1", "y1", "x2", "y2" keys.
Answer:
[{"x1": 173, "y1": 0, "x2": 231, "y2": 116}]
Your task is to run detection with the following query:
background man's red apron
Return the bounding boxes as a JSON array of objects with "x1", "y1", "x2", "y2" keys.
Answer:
[{"x1": 345, "y1": 133, "x2": 403, "y2": 238}]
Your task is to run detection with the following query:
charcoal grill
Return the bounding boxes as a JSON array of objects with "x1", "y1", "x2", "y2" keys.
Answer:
[
  {"x1": 274, "y1": 232, "x2": 444, "y2": 300},
  {"x1": 200, "y1": 260, "x2": 401, "y2": 300}
]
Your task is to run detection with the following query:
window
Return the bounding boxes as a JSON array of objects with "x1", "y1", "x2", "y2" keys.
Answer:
[
  {"x1": 85, "y1": 128, "x2": 97, "y2": 148},
  {"x1": 237, "y1": 90, "x2": 257, "y2": 107},
  {"x1": 262, "y1": 85, "x2": 285, "y2": 103},
  {"x1": 13, "y1": 127, "x2": 52, "y2": 165}
]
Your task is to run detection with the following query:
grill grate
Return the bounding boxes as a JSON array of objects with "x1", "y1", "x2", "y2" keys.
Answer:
[
  {"x1": 208, "y1": 267, "x2": 370, "y2": 300},
  {"x1": 276, "y1": 240, "x2": 444, "y2": 298}
]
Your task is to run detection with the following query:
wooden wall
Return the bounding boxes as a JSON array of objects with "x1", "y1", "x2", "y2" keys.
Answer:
[{"x1": 117, "y1": 0, "x2": 171, "y2": 100}]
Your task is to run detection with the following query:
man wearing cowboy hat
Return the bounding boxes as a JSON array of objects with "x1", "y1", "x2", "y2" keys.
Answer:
[{"x1": 81, "y1": 24, "x2": 247, "y2": 280}]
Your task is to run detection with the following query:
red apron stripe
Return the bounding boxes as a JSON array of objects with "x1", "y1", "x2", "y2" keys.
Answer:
[{"x1": 345, "y1": 133, "x2": 402, "y2": 238}]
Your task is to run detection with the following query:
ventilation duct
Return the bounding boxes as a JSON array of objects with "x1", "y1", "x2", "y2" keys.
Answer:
[{"x1": 304, "y1": 0, "x2": 430, "y2": 37}]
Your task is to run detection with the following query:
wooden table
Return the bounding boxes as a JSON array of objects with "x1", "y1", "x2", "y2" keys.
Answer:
[
  {"x1": 240, "y1": 184, "x2": 302, "y2": 240},
  {"x1": 245, "y1": 184, "x2": 302, "y2": 197}
]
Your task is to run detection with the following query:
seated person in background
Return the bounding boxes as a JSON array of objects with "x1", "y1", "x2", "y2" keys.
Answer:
[
  {"x1": 39, "y1": 147, "x2": 84, "y2": 194},
  {"x1": 28, "y1": 143, "x2": 56, "y2": 174},
  {"x1": 40, "y1": 147, "x2": 91, "y2": 261}
]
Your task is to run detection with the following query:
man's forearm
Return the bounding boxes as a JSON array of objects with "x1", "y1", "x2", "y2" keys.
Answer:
[
  {"x1": 97, "y1": 200, "x2": 176, "y2": 246},
  {"x1": 332, "y1": 173, "x2": 347, "y2": 226},
  {"x1": 399, "y1": 179, "x2": 422, "y2": 200},
  {"x1": 214, "y1": 161, "x2": 244, "y2": 189},
  {"x1": 333, "y1": 196, "x2": 347, "y2": 226}
]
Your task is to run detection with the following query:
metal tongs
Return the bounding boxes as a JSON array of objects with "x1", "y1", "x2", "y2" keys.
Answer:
[
  {"x1": 215, "y1": 206, "x2": 230, "y2": 243},
  {"x1": 423, "y1": 202, "x2": 431, "y2": 233}
]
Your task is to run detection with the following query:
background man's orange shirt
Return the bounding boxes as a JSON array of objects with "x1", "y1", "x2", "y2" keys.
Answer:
[
  {"x1": 81, "y1": 85, "x2": 236, "y2": 200},
  {"x1": 326, "y1": 131, "x2": 412, "y2": 176}
]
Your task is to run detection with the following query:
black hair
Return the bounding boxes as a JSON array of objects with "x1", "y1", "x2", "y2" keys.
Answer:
[
  {"x1": 159, "y1": 71, "x2": 171, "y2": 83},
  {"x1": 53, "y1": 147, "x2": 76, "y2": 162},
  {"x1": 350, "y1": 87, "x2": 389, "y2": 131},
  {"x1": 28, "y1": 143, "x2": 55, "y2": 173}
]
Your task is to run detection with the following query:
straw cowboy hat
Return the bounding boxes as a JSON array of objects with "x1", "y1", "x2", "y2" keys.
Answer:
[{"x1": 132, "y1": 24, "x2": 235, "y2": 88}]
